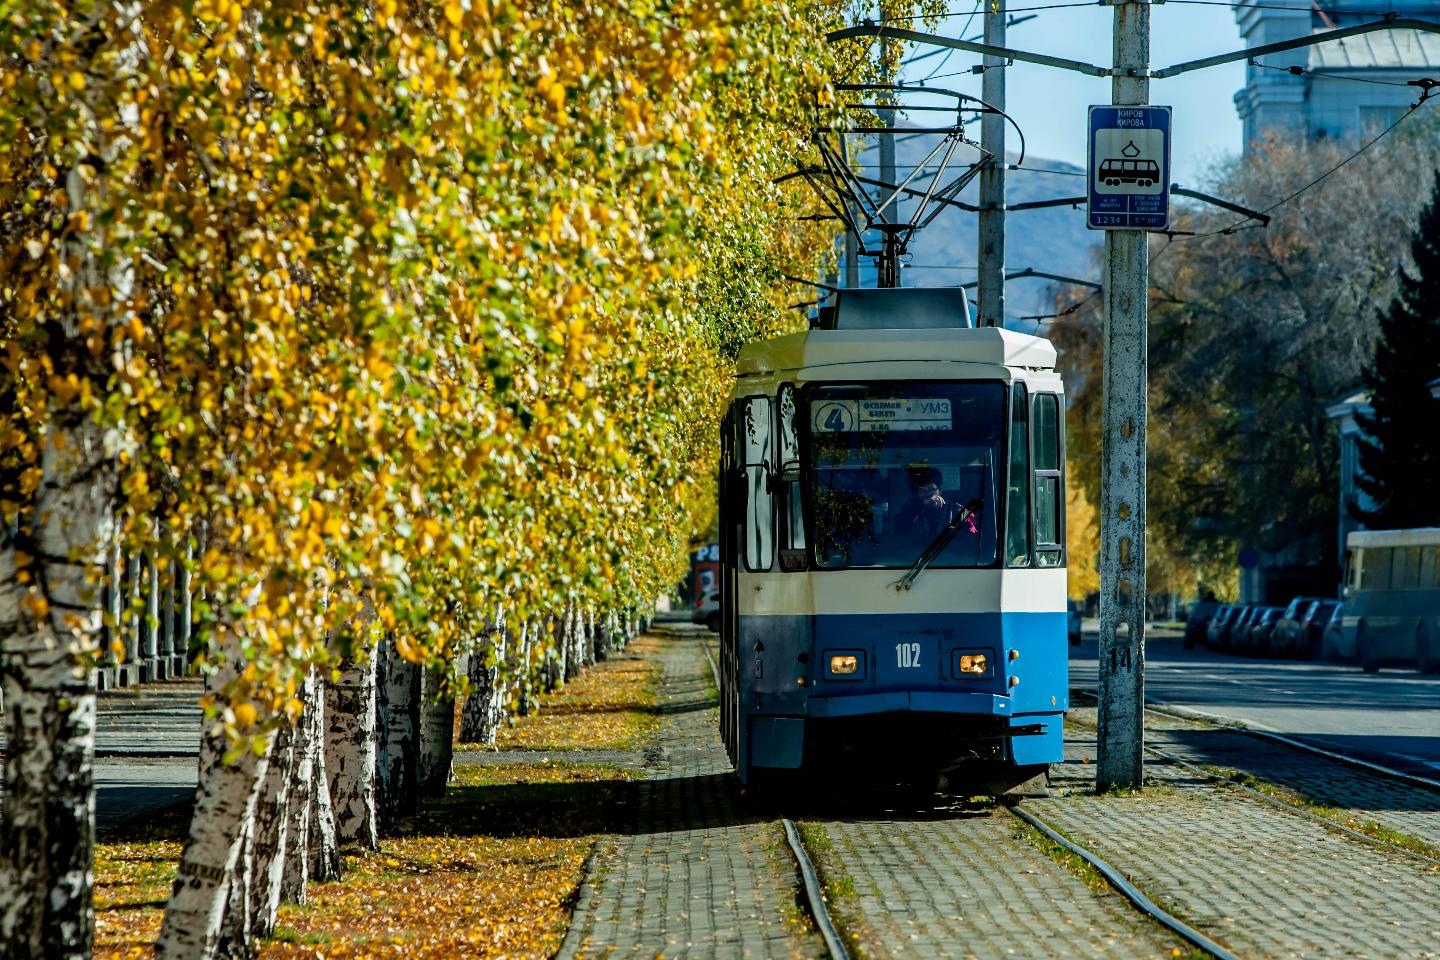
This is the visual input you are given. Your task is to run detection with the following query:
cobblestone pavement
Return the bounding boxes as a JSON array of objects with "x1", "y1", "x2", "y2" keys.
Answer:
[
  {"x1": 1037, "y1": 723, "x2": 1440, "y2": 959},
  {"x1": 813, "y1": 812, "x2": 1187, "y2": 959},
  {"x1": 558, "y1": 627, "x2": 823, "y2": 960},
  {"x1": 1100, "y1": 704, "x2": 1440, "y2": 849}
]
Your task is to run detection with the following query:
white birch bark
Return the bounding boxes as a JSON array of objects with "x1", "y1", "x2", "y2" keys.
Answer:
[
  {"x1": 515, "y1": 620, "x2": 535, "y2": 717},
  {"x1": 0, "y1": 312, "x2": 120, "y2": 958},
  {"x1": 559, "y1": 602, "x2": 578, "y2": 681},
  {"x1": 417, "y1": 665, "x2": 454, "y2": 797},
  {"x1": 155, "y1": 650, "x2": 274, "y2": 960},
  {"x1": 458, "y1": 643, "x2": 499, "y2": 745},
  {"x1": 304, "y1": 666, "x2": 341, "y2": 884},
  {"x1": 279, "y1": 668, "x2": 322, "y2": 903},
  {"x1": 324, "y1": 653, "x2": 380, "y2": 849},
  {"x1": 246, "y1": 722, "x2": 295, "y2": 941},
  {"x1": 377, "y1": 636, "x2": 419, "y2": 825},
  {"x1": 213, "y1": 817, "x2": 253, "y2": 960}
]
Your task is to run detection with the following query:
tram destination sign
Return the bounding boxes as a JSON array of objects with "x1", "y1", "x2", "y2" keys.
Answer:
[
  {"x1": 812, "y1": 398, "x2": 951, "y2": 433},
  {"x1": 1087, "y1": 105, "x2": 1171, "y2": 231}
]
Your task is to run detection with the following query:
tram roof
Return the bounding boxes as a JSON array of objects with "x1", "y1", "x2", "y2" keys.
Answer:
[{"x1": 736, "y1": 326, "x2": 1058, "y2": 377}]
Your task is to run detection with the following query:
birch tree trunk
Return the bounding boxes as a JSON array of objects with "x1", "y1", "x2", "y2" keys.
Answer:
[
  {"x1": 377, "y1": 636, "x2": 419, "y2": 826},
  {"x1": 515, "y1": 620, "x2": 535, "y2": 717},
  {"x1": 325, "y1": 653, "x2": 380, "y2": 849},
  {"x1": 586, "y1": 606, "x2": 603, "y2": 664},
  {"x1": 417, "y1": 665, "x2": 454, "y2": 797},
  {"x1": 0, "y1": 420, "x2": 111, "y2": 958},
  {"x1": 559, "y1": 602, "x2": 580, "y2": 680},
  {"x1": 212, "y1": 818, "x2": 253, "y2": 960},
  {"x1": 304, "y1": 667, "x2": 341, "y2": 884},
  {"x1": 156, "y1": 650, "x2": 274, "y2": 960},
  {"x1": 543, "y1": 613, "x2": 562, "y2": 693},
  {"x1": 246, "y1": 722, "x2": 295, "y2": 941},
  {"x1": 280, "y1": 668, "x2": 325, "y2": 903},
  {"x1": 458, "y1": 644, "x2": 499, "y2": 745}
]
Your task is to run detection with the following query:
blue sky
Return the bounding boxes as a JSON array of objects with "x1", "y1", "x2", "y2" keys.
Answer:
[{"x1": 892, "y1": 4, "x2": 1249, "y2": 184}]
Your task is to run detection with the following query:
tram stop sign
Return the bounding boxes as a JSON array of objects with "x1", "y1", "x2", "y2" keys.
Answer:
[{"x1": 1087, "y1": 105, "x2": 1172, "y2": 231}]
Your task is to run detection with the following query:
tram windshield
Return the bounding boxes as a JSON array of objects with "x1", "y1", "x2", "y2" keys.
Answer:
[{"x1": 805, "y1": 383, "x2": 1003, "y2": 569}]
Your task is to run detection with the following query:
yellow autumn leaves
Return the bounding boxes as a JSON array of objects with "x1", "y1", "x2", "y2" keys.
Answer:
[{"x1": 0, "y1": 0, "x2": 933, "y2": 727}]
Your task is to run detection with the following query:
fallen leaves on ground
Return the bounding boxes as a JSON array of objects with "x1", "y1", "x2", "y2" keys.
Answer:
[
  {"x1": 486, "y1": 633, "x2": 665, "y2": 752},
  {"x1": 94, "y1": 763, "x2": 636, "y2": 959}
]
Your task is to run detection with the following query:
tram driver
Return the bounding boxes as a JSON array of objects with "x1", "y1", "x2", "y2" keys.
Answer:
[{"x1": 893, "y1": 466, "x2": 977, "y2": 539}]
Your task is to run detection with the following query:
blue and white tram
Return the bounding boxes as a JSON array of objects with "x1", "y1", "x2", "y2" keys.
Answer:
[{"x1": 717, "y1": 288, "x2": 1068, "y2": 796}]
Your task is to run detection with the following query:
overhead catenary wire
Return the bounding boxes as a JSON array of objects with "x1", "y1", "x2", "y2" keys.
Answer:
[
  {"x1": 873, "y1": 0, "x2": 1433, "y2": 22},
  {"x1": 1250, "y1": 58, "x2": 1440, "y2": 89},
  {"x1": 1180, "y1": 94, "x2": 1436, "y2": 238}
]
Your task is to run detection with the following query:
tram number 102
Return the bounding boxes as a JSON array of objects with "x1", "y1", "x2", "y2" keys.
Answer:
[{"x1": 895, "y1": 642, "x2": 921, "y2": 669}]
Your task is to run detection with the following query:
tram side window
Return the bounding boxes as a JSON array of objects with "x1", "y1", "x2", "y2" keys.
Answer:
[
  {"x1": 1423, "y1": 547, "x2": 1440, "y2": 588},
  {"x1": 1032, "y1": 393, "x2": 1063, "y2": 567},
  {"x1": 1005, "y1": 384, "x2": 1031, "y2": 567},
  {"x1": 741, "y1": 397, "x2": 775, "y2": 572},
  {"x1": 1359, "y1": 547, "x2": 1391, "y2": 591}
]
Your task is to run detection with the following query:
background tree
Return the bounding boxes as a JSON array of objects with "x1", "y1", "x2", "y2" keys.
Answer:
[
  {"x1": 1051, "y1": 113, "x2": 1440, "y2": 598},
  {"x1": 1352, "y1": 172, "x2": 1440, "y2": 530}
]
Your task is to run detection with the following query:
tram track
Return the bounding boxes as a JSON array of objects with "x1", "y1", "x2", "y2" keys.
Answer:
[
  {"x1": 696, "y1": 632, "x2": 1233, "y2": 957},
  {"x1": 1136, "y1": 699, "x2": 1440, "y2": 792}
]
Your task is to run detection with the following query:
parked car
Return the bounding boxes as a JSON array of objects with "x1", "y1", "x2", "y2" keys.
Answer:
[
  {"x1": 1229, "y1": 605, "x2": 1264, "y2": 653},
  {"x1": 1068, "y1": 599, "x2": 1082, "y2": 646},
  {"x1": 1206, "y1": 604, "x2": 1238, "y2": 649},
  {"x1": 1301, "y1": 600, "x2": 1340, "y2": 660},
  {"x1": 1215, "y1": 604, "x2": 1259, "y2": 651},
  {"x1": 1321, "y1": 602, "x2": 1348, "y2": 661},
  {"x1": 691, "y1": 589, "x2": 720, "y2": 632},
  {"x1": 1271, "y1": 597, "x2": 1320, "y2": 658},
  {"x1": 1183, "y1": 595, "x2": 1221, "y2": 649},
  {"x1": 1246, "y1": 607, "x2": 1285, "y2": 656}
]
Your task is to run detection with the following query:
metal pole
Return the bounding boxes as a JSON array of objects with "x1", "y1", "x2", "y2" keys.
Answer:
[
  {"x1": 879, "y1": 112, "x2": 897, "y2": 287},
  {"x1": 977, "y1": 7, "x2": 1006, "y2": 327},
  {"x1": 841, "y1": 134, "x2": 860, "y2": 287},
  {"x1": 879, "y1": 28, "x2": 898, "y2": 289},
  {"x1": 1097, "y1": 0, "x2": 1150, "y2": 791}
]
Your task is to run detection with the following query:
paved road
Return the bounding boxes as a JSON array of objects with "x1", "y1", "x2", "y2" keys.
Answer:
[
  {"x1": 0, "y1": 679, "x2": 201, "y2": 833},
  {"x1": 1069, "y1": 628, "x2": 1440, "y2": 777}
]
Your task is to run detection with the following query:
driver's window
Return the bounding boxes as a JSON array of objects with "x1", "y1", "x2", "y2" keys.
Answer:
[{"x1": 742, "y1": 397, "x2": 774, "y2": 571}]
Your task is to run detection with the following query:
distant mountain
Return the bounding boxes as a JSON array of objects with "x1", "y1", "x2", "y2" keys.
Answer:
[{"x1": 847, "y1": 142, "x2": 1101, "y2": 331}]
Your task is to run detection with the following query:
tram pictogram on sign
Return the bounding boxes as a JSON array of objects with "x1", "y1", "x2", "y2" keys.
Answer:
[{"x1": 1087, "y1": 105, "x2": 1171, "y2": 231}]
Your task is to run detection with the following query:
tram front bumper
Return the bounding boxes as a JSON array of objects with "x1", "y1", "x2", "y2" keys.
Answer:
[{"x1": 805, "y1": 690, "x2": 1011, "y2": 718}]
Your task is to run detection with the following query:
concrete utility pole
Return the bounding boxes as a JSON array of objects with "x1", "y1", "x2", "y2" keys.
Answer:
[
  {"x1": 1096, "y1": 0, "x2": 1151, "y2": 791},
  {"x1": 976, "y1": 7, "x2": 1006, "y2": 327}
]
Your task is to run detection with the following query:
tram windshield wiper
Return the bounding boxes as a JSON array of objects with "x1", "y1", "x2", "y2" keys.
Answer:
[{"x1": 891, "y1": 499, "x2": 982, "y2": 591}]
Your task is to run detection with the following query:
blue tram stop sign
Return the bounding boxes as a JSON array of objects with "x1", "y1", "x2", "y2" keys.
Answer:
[{"x1": 1087, "y1": 105, "x2": 1172, "y2": 231}]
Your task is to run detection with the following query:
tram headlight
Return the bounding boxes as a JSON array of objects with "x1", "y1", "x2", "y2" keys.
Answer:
[
  {"x1": 828, "y1": 654, "x2": 859, "y2": 675},
  {"x1": 955, "y1": 653, "x2": 989, "y2": 676}
]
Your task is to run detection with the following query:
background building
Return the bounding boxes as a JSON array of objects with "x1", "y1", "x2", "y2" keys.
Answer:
[{"x1": 1234, "y1": 2, "x2": 1440, "y2": 149}]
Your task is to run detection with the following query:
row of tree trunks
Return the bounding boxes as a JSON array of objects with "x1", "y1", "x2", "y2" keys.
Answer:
[
  {"x1": 456, "y1": 605, "x2": 644, "y2": 747},
  {"x1": 143, "y1": 602, "x2": 644, "y2": 960}
]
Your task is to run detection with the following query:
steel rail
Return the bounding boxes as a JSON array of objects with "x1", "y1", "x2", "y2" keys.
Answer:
[
  {"x1": 1071, "y1": 686, "x2": 1440, "y2": 792},
  {"x1": 1137, "y1": 700, "x2": 1440, "y2": 793},
  {"x1": 696, "y1": 630, "x2": 721, "y2": 692},
  {"x1": 783, "y1": 818, "x2": 853, "y2": 960},
  {"x1": 696, "y1": 630, "x2": 851, "y2": 959},
  {"x1": 1007, "y1": 805, "x2": 1242, "y2": 960},
  {"x1": 1140, "y1": 742, "x2": 1440, "y2": 867}
]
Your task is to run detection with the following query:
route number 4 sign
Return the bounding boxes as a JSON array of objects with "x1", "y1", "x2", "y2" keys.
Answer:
[{"x1": 1087, "y1": 105, "x2": 1172, "y2": 231}]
